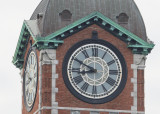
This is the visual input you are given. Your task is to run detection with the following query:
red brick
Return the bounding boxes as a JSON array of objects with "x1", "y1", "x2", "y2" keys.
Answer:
[
  {"x1": 22, "y1": 24, "x2": 145, "y2": 114},
  {"x1": 56, "y1": 25, "x2": 134, "y2": 113}
]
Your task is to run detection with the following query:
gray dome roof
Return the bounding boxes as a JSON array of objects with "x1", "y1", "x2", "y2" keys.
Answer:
[{"x1": 31, "y1": 0, "x2": 147, "y2": 41}]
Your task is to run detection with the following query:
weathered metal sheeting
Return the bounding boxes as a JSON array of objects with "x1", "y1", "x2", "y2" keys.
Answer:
[{"x1": 30, "y1": 0, "x2": 147, "y2": 41}]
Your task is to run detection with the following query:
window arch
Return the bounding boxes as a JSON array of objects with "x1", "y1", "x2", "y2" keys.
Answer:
[
  {"x1": 116, "y1": 13, "x2": 129, "y2": 24},
  {"x1": 59, "y1": 10, "x2": 72, "y2": 21}
]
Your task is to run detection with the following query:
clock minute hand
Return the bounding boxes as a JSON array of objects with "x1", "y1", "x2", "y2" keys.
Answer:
[{"x1": 74, "y1": 58, "x2": 95, "y2": 71}]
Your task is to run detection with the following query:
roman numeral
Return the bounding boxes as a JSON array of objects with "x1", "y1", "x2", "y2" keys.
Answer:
[
  {"x1": 28, "y1": 93, "x2": 32, "y2": 102},
  {"x1": 92, "y1": 86, "x2": 97, "y2": 95},
  {"x1": 107, "y1": 60, "x2": 115, "y2": 66},
  {"x1": 28, "y1": 59, "x2": 31, "y2": 67},
  {"x1": 102, "y1": 52, "x2": 107, "y2": 59},
  {"x1": 81, "y1": 82, "x2": 89, "y2": 92},
  {"x1": 31, "y1": 92, "x2": 34, "y2": 101},
  {"x1": 31, "y1": 56, "x2": 32, "y2": 64},
  {"x1": 92, "y1": 48, "x2": 98, "y2": 57},
  {"x1": 101, "y1": 84, "x2": 108, "y2": 92},
  {"x1": 73, "y1": 75, "x2": 83, "y2": 84},
  {"x1": 106, "y1": 77, "x2": 116, "y2": 86},
  {"x1": 31, "y1": 55, "x2": 34, "y2": 65},
  {"x1": 82, "y1": 50, "x2": 89, "y2": 58},
  {"x1": 109, "y1": 70, "x2": 119, "y2": 75},
  {"x1": 34, "y1": 62, "x2": 37, "y2": 70}
]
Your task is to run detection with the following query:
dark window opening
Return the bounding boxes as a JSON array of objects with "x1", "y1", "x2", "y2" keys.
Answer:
[
  {"x1": 59, "y1": 10, "x2": 72, "y2": 21},
  {"x1": 116, "y1": 13, "x2": 129, "y2": 24},
  {"x1": 109, "y1": 112, "x2": 119, "y2": 114}
]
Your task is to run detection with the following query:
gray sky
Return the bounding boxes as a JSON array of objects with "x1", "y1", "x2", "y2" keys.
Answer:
[{"x1": 0, "y1": 0, "x2": 159, "y2": 114}]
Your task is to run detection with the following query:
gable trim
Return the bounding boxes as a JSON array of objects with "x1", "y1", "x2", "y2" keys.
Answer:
[
  {"x1": 12, "y1": 12, "x2": 154, "y2": 69},
  {"x1": 34, "y1": 12, "x2": 154, "y2": 54}
]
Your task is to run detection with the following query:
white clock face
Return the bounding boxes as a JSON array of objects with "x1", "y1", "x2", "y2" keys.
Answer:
[
  {"x1": 68, "y1": 44, "x2": 122, "y2": 99},
  {"x1": 62, "y1": 39, "x2": 127, "y2": 104},
  {"x1": 23, "y1": 49, "x2": 38, "y2": 111}
]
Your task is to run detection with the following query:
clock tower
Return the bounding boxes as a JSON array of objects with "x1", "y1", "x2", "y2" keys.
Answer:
[{"x1": 13, "y1": 0, "x2": 154, "y2": 114}]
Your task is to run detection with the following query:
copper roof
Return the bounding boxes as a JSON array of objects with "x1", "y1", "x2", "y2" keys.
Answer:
[{"x1": 30, "y1": 0, "x2": 147, "y2": 41}]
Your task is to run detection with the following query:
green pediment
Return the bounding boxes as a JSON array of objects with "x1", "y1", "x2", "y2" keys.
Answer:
[
  {"x1": 12, "y1": 12, "x2": 154, "y2": 69},
  {"x1": 12, "y1": 21, "x2": 63, "y2": 69}
]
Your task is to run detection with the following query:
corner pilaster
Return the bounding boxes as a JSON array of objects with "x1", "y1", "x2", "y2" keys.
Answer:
[
  {"x1": 20, "y1": 69, "x2": 23, "y2": 112},
  {"x1": 39, "y1": 49, "x2": 58, "y2": 114},
  {"x1": 131, "y1": 54, "x2": 146, "y2": 114}
]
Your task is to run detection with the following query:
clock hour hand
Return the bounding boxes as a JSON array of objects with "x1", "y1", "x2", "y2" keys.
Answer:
[
  {"x1": 74, "y1": 58, "x2": 95, "y2": 71},
  {"x1": 79, "y1": 70, "x2": 94, "y2": 75},
  {"x1": 68, "y1": 69, "x2": 95, "y2": 74}
]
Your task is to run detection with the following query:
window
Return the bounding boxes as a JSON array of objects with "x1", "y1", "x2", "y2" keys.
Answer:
[
  {"x1": 109, "y1": 112, "x2": 119, "y2": 114},
  {"x1": 116, "y1": 13, "x2": 129, "y2": 24},
  {"x1": 59, "y1": 10, "x2": 72, "y2": 21},
  {"x1": 90, "y1": 112, "x2": 99, "y2": 114},
  {"x1": 71, "y1": 110, "x2": 80, "y2": 114}
]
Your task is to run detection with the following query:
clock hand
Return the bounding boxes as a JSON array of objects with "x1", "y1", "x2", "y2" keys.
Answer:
[
  {"x1": 68, "y1": 69, "x2": 97, "y2": 74},
  {"x1": 74, "y1": 58, "x2": 95, "y2": 71},
  {"x1": 79, "y1": 70, "x2": 95, "y2": 75}
]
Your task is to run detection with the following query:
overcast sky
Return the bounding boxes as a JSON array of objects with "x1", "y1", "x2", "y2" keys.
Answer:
[{"x1": 0, "y1": 0, "x2": 159, "y2": 114}]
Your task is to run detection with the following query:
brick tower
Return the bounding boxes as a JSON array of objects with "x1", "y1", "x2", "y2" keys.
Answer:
[{"x1": 12, "y1": 0, "x2": 154, "y2": 114}]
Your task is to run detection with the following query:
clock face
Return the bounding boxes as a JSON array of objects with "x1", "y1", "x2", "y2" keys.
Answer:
[
  {"x1": 62, "y1": 39, "x2": 127, "y2": 104},
  {"x1": 23, "y1": 48, "x2": 38, "y2": 111}
]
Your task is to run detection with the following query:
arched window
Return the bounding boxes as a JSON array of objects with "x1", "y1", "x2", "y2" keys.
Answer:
[
  {"x1": 59, "y1": 10, "x2": 72, "y2": 21},
  {"x1": 116, "y1": 13, "x2": 129, "y2": 24}
]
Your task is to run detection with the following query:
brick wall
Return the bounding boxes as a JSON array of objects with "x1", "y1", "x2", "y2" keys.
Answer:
[
  {"x1": 137, "y1": 70, "x2": 145, "y2": 111},
  {"x1": 21, "y1": 24, "x2": 145, "y2": 114},
  {"x1": 56, "y1": 24, "x2": 134, "y2": 113}
]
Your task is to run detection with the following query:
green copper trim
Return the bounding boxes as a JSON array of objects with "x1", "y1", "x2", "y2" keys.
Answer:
[
  {"x1": 37, "y1": 12, "x2": 154, "y2": 54},
  {"x1": 12, "y1": 21, "x2": 63, "y2": 69},
  {"x1": 128, "y1": 44, "x2": 154, "y2": 55},
  {"x1": 40, "y1": 12, "x2": 152, "y2": 46},
  {"x1": 13, "y1": 11, "x2": 154, "y2": 69},
  {"x1": 96, "y1": 12, "x2": 149, "y2": 46},
  {"x1": 38, "y1": 12, "x2": 98, "y2": 40},
  {"x1": 39, "y1": 11, "x2": 154, "y2": 55},
  {"x1": 33, "y1": 40, "x2": 64, "y2": 50},
  {"x1": 23, "y1": 20, "x2": 37, "y2": 41},
  {"x1": 128, "y1": 44, "x2": 154, "y2": 48},
  {"x1": 12, "y1": 23, "x2": 30, "y2": 69}
]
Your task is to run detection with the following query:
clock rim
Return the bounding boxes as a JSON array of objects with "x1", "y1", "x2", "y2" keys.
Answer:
[
  {"x1": 23, "y1": 48, "x2": 38, "y2": 112},
  {"x1": 62, "y1": 39, "x2": 128, "y2": 104}
]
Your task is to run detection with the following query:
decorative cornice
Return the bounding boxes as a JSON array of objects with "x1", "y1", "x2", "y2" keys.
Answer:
[
  {"x1": 37, "y1": 12, "x2": 154, "y2": 54},
  {"x1": 12, "y1": 12, "x2": 154, "y2": 69},
  {"x1": 12, "y1": 21, "x2": 63, "y2": 69},
  {"x1": 12, "y1": 23, "x2": 30, "y2": 69}
]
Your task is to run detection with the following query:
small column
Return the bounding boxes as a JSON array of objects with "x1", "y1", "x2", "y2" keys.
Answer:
[
  {"x1": 20, "y1": 69, "x2": 23, "y2": 112},
  {"x1": 39, "y1": 49, "x2": 58, "y2": 114},
  {"x1": 131, "y1": 54, "x2": 146, "y2": 114}
]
